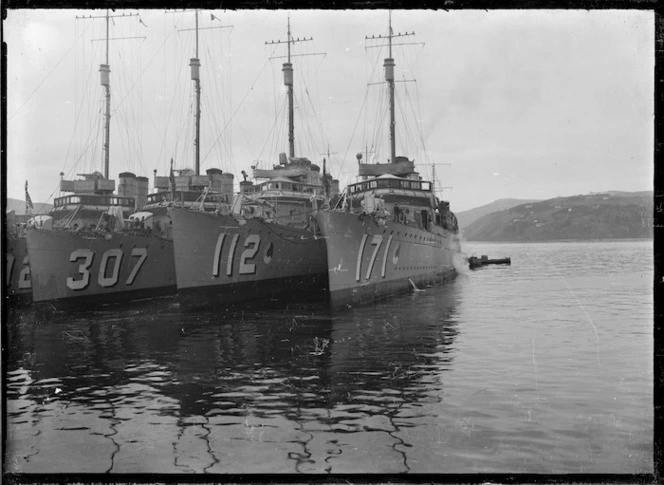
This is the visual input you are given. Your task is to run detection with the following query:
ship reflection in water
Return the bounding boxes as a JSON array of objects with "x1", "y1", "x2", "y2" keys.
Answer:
[{"x1": 5, "y1": 284, "x2": 461, "y2": 474}]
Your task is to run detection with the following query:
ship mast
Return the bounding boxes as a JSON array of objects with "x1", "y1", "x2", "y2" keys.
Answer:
[
  {"x1": 386, "y1": 13, "x2": 395, "y2": 164},
  {"x1": 79, "y1": 10, "x2": 144, "y2": 179},
  {"x1": 286, "y1": 18, "x2": 294, "y2": 159},
  {"x1": 190, "y1": 10, "x2": 202, "y2": 175},
  {"x1": 266, "y1": 16, "x2": 312, "y2": 160},
  {"x1": 366, "y1": 12, "x2": 414, "y2": 164},
  {"x1": 176, "y1": 10, "x2": 231, "y2": 176},
  {"x1": 101, "y1": 10, "x2": 111, "y2": 179}
]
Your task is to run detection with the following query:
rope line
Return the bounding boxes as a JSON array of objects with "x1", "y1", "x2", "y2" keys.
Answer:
[
  {"x1": 9, "y1": 22, "x2": 93, "y2": 122},
  {"x1": 202, "y1": 57, "x2": 272, "y2": 164}
]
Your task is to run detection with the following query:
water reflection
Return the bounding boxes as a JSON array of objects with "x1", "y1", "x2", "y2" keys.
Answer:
[{"x1": 6, "y1": 284, "x2": 461, "y2": 473}]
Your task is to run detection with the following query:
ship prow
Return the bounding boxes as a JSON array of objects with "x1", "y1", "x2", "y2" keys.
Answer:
[{"x1": 314, "y1": 13, "x2": 462, "y2": 310}]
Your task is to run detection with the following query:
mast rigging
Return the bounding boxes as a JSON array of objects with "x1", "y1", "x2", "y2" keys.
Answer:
[
  {"x1": 266, "y1": 16, "x2": 313, "y2": 160},
  {"x1": 176, "y1": 10, "x2": 232, "y2": 175},
  {"x1": 78, "y1": 9, "x2": 143, "y2": 179},
  {"x1": 365, "y1": 12, "x2": 415, "y2": 164}
]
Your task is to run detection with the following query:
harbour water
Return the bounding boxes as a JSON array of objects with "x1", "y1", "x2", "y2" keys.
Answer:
[{"x1": 4, "y1": 240, "x2": 653, "y2": 474}]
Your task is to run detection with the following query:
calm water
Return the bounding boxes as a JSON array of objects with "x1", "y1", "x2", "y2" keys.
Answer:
[{"x1": 4, "y1": 240, "x2": 653, "y2": 474}]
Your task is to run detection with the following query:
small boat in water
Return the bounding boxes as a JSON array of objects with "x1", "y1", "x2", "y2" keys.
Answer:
[
  {"x1": 170, "y1": 17, "x2": 338, "y2": 310},
  {"x1": 315, "y1": 14, "x2": 462, "y2": 309},
  {"x1": 468, "y1": 255, "x2": 511, "y2": 269}
]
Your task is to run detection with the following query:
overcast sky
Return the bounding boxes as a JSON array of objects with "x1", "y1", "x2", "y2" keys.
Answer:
[{"x1": 4, "y1": 8, "x2": 654, "y2": 212}]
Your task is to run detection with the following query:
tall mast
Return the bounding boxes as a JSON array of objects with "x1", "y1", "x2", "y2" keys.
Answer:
[
  {"x1": 190, "y1": 10, "x2": 202, "y2": 175},
  {"x1": 175, "y1": 10, "x2": 232, "y2": 175},
  {"x1": 385, "y1": 12, "x2": 395, "y2": 164},
  {"x1": 286, "y1": 17, "x2": 294, "y2": 159},
  {"x1": 266, "y1": 16, "x2": 312, "y2": 160},
  {"x1": 79, "y1": 9, "x2": 144, "y2": 179},
  {"x1": 100, "y1": 9, "x2": 111, "y2": 179},
  {"x1": 366, "y1": 12, "x2": 414, "y2": 164}
]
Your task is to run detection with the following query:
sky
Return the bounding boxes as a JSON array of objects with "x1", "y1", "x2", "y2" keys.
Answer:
[{"x1": 4, "y1": 8, "x2": 654, "y2": 212}]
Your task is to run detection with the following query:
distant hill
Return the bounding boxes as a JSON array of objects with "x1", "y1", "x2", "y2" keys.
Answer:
[
  {"x1": 456, "y1": 198, "x2": 541, "y2": 230},
  {"x1": 463, "y1": 191, "x2": 653, "y2": 241},
  {"x1": 5, "y1": 198, "x2": 53, "y2": 215}
]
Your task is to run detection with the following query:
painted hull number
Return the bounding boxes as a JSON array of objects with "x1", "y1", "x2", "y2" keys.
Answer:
[
  {"x1": 356, "y1": 234, "x2": 384, "y2": 282},
  {"x1": 67, "y1": 248, "x2": 148, "y2": 291},
  {"x1": 6, "y1": 254, "x2": 32, "y2": 289},
  {"x1": 212, "y1": 233, "x2": 262, "y2": 278}
]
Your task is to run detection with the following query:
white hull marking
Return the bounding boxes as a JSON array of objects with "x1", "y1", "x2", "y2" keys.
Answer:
[
  {"x1": 355, "y1": 234, "x2": 368, "y2": 282},
  {"x1": 381, "y1": 235, "x2": 393, "y2": 279}
]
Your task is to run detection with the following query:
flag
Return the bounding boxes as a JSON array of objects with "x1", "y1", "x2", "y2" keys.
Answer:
[
  {"x1": 211, "y1": 13, "x2": 220, "y2": 21},
  {"x1": 139, "y1": 17, "x2": 147, "y2": 27},
  {"x1": 25, "y1": 180, "x2": 34, "y2": 213}
]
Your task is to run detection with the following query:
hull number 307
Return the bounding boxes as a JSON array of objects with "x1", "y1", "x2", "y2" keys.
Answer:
[{"x1": 67, "y1": 248, "x2": 148, "y2": 290}]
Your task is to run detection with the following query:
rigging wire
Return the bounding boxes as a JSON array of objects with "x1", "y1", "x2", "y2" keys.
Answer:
[
  {"x1": 336, "y1": 88, "x2": 369, "y2": 182},
  {"x1": 199, "y1": 26, "x2": 235, "y2": 175},
  {"x1": 202, "y1": 57, "x2": 272, "y2": 167},
  {"x1": 297, "y1": 68, "x2": 327, "y2": 161},
  {"x1": 158, "y1": 23, "x2": 189, "y2": 171},
  {"x1": 9, "y1": 23, "x2": 93, "y2": 122},
  {"x1": 63, "y1": 20, "x2": 98, "y2": 177},
  {"x1": 203, "y1": 41, "x2": 224, "y2": 170},
  {"x1": 164, "y1": 23, "x2": 195, "y2": 169}
]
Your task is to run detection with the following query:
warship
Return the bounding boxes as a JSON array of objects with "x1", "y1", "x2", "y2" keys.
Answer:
[
  {"x1": 25, "y1": 12, "x2": 159, "y2": 308},
  {"x1": 27, "y1": 11, "x2": 235, "y2": 309},
  {"x1": 170, "y1": 18, "x2": 339, "y2": 310},
  {"x1": 314, "y1": 14, "x2": 462, "y2": 309},
  {"x1": 6, "y1": 206, "x2": 32, "y2": 302}
]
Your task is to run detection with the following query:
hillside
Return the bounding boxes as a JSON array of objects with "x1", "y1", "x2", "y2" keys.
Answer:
[
  {"x1": 463, "y1": 191, "x2": 653, "y2": 241},
  {"x1": 5, "y1": 198, "x2": 53, "y2": 215},
  {"x1": 455, "y1": 198, "x2": 540, "y2": 230}
]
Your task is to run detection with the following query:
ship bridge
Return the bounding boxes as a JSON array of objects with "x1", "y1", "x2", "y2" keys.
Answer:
[
  {"x1": 347, "y1": 174, "x2": 444, "y2": 230},
  {"x1": 256, "y1": 176, "x2": 323, "y2": 197},
  {"x1": 53, "y1": 172, "x2": 137, "y2": 223},
  {"x1": 349, "y1": 174, "x2": 433, "y2": 203}
]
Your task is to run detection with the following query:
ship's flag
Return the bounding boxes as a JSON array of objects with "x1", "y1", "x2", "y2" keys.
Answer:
[{"x1": 25, "y1": 180, "x2": 34, "y2": 213}]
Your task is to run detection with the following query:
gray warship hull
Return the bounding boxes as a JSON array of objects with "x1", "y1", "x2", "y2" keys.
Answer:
[
  {"x1": 170, "y1": 207, "x2": 328, "y2": 310},
  {"x1": 315, "y1": 210, "x2": 461, "y2": 309}
]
